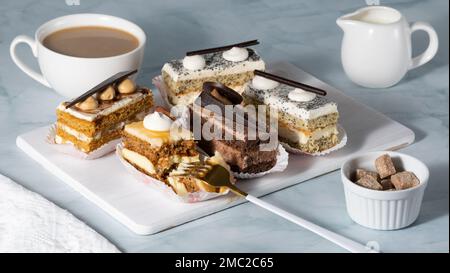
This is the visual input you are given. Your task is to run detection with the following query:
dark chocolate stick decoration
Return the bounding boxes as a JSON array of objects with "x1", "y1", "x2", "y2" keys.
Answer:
[
  {"x1": 186, "y1": 40, "x2": 259, "y2": 56},
  {"x1": 155, "y1": 106, "x2": 175, "y2": 121},
  {"x1": 254, "y1": 70, "x2": 327, "y2": 96},
  {"x1": 65, "y1": 70, "x2": 138, "y2": 109}
]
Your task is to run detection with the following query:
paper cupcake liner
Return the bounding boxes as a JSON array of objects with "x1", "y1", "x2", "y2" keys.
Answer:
[
  {"x1": 116, "y1": 144, "x2": 230, "y2": 203},
  {"x1": 281, "y1": 125, "x2": 348, "y2": 156},
  {"x1": 233, "y1": 144, "x2": 289, "y2": 179},
  {"x1": 173, "y1": 107, "x2": 289, "y2": 180},
  {"x1": 46, "y1": 124, "x2": 119, "y2": 160}
]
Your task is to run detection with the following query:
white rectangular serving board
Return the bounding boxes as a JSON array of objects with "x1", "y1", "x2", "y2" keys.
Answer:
[{"x1": 17, "y1": 62, "x2": 415, "y2": 235}]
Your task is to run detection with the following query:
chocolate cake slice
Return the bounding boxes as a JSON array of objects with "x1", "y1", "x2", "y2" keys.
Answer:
[{"x1": 190, "y1": 82, "x2": 278, "y2": 174}]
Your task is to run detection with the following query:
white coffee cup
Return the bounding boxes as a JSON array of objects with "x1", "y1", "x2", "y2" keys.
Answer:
[{"x1": 10, "y1": 14, "x2": 146, "y2": 98}]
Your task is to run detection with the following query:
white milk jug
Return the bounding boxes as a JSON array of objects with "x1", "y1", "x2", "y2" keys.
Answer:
[{"x1": 337, "y1": 6, "x2": 438, "y2": 88}]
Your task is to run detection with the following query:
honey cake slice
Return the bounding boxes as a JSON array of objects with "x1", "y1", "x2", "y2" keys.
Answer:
[
  {"x1": 121, "y1": 111, "x2": 232, "y2": 195},
  {"x1": 121, "y1": 112, "x2": 198, "y2": 181},
  {"x1": 56, "y1": 78, "x2": 153, "y2": 154}
]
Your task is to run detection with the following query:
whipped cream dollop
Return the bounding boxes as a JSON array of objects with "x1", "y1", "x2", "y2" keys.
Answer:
[
  {"x1": 222, "y1": 47, "x2": 249, "y2": 62},
  {"x1": 143, "y1": 112, "x2": 173, "y2": 131},
  {"x1": 251, "y1": 75, "x2": 280, "y2": 90},
  {"x1": 183, "y1": 55, "x2": 206, "y2": 71},
  {"x1": 288, "y1": 88, "x2": 317, "y2": 102}
]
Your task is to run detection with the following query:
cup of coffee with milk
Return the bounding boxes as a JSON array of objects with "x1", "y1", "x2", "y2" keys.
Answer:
[
  {"x1": 10, "y1": 14, "x2": 146, "y2": 98},
  {"x1": 337, "y1": 6, "x2": 439, "y2": 88}
]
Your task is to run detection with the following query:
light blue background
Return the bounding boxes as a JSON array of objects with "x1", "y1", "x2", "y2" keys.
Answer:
[{"x1": 0, "y1": 0, "x2": 448, "y2": 252}]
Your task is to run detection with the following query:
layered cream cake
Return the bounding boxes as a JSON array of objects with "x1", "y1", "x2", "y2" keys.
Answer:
[
  {"x1": 161, "y1": 43, "x2": 265, "y2": 106},
  {"x1": 243, "y1": 76, "x2": 339, "y2": 153},
  {"x1": 192, "y1": 82, "x2": 278, "y2": 173},
  {"x1": 121, "y1": 111, "x2": 231, "y2": 195},
  {"x1": 56, "y1": 78, "x2": 153, "y2": 154}
]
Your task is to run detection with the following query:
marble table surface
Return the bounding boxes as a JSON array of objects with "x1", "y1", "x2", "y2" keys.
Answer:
[{"x1": 0, "y1": 0, "x2": 448, "y2": 253}]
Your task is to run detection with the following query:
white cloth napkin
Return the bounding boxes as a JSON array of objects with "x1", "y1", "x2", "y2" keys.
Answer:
[{"x1": 0, "y1": 173, "x2": 120, "y2": 253}]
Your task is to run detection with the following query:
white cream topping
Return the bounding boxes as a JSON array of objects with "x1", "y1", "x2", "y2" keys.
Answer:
[
  {"x1": 288, "y1": 88, "x2": 316, "y2": 102},
  {"x1": 143, "y1": 112, "x2": 173, "y2": 131},
  {"x1": 58, "y1": 92, "x2": 146, "y2": 122},
  {"x1": 162, "y1": 51, "x2": 265, "y2": 83},
  {"x1": 222, "y1": 47, "x2": 249, "y2": 62},
  {"x1": 182, "y1": 55, "x2": 206, "y2": 71},
  {"x1": 245, "y1": 83, "x2": 338, "y2": 120},
  {"x1": 267, "y1": 95, "x2": 337, "y2": 120},
  {"x1": 251, "y1": 76, "x2": 280, "y2": 90}
]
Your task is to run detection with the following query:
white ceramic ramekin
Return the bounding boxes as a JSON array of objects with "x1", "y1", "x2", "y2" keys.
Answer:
[{"x1": 341, "y1": 151, "x2": 429, "y2": 230}]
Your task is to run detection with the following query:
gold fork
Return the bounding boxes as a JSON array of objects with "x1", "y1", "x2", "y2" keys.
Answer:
[{"x1": 182, "y1": 163, "x2": 377, "y2": 253}]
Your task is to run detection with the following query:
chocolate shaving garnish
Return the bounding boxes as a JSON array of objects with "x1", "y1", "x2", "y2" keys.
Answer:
[
  {"x1": 254, "y1": 70, "x2": 327, "y2": 96},
  {"x1": 200, "y1": 82, "x2": 243, "y2": 109},
  {"x1": 155, "y1": 106, "x2": 175, "y2": 121},
  {"x1": 186, "y1": 40, "x2": 259, "y2": 56},
  {"x1": 195, "y1": 82, "x2": 262, "y2": 141},
  {"x1": 210, "y1": 89, "x2": 233, "y2": 105},
  {"x1": 65, "y1": 70, "x2": 138, "y2": 109},
  {"x1": 197, "y1": 82, "x2": 249, "y2": 125}
]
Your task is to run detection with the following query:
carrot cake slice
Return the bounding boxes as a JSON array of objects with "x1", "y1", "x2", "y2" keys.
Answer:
[
  {"x1": 121, "y1": 110, "x2": 231, "y2": 195},
  {"x1": 243, "y1": 73, "x2": 339, "y2": 153},
  {"x1": 161, "y1": 40, "x2": 265, "y2": 106},
  {"x1": 56, "y1": 75, "x2": 153, "y2": 154}
]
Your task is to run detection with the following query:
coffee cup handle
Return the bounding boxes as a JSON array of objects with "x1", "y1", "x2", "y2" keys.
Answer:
[
  {"x1": 10, "y1": 35, "x2": 51, "y2": 87},
  {"x1": 409, "y1": 22, "x2": 439, "y2": 70}
]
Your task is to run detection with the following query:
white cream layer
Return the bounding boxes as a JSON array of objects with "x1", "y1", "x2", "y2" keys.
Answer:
[
  {"x1": 122, "y1": 148, "x2": 156, "y2": 174},
  {"x1": 58, "y1": 123, "x2": 97, "y2": 142},
  {"x1": 162, "y1": 60, "x2": 265, "y2": 82},
  {"x1": 58, "y1": 92, "x2": 147, "y2": 122},
  {"x1": 122, "y1": 148, "x2": 200, "y2": 175},
  {"x1": 57, "y1": 108, "x2": 150, "y2": 143},
  {"x1": 57, "y1": 122, "x2": 126, "y2": 143},
  {"x1": 278, "y1": 124, "x2": 338, "y2": 144}
]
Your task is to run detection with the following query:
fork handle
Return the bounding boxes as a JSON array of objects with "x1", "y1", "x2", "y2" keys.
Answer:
[{"x1": 246, "y1": 195, "x2": 376, "y2": 253}]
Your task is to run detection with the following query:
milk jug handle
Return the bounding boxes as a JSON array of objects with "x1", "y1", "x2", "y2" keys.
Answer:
[{"x1": 409, "y1": 22, "x2": 439, "y2": 70}]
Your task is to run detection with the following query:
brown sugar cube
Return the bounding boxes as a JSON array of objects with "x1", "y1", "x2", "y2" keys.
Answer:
[
  {"x1": 355, "y1": 169, "x2": 379, "y2": 181},
  {"x1": 391, "y1": 171, "x2": 420, "y2": 190},
  {"x1": 375, "y1": 154, "x2": 397, "y2": 179},
  {"x1": 380, "y1": 179, "x2": 395, "y2": 190},
  {"x1": 355, "y1": 176, "x2": 383, "y2": 191}
]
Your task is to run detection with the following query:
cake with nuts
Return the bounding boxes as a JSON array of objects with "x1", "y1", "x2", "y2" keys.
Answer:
[
  {"x1": 55, "y1": 71, "x2": 153, "y2": 155},
  {"x1": 242, "y1": 71, "x2": 340, "y2": 154},
  {"x1": 161, "y1": 40, "x2": 265, "y2": 106},
  {"x1": 119, "y1": 109, "x2": 231, "y2": 195}
]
